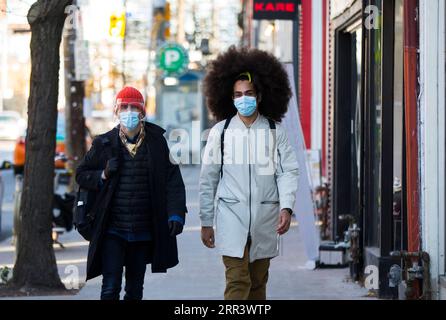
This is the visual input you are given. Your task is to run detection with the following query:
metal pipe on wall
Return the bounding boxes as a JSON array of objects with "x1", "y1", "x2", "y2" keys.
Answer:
[{"x1": 403, "y1": 0, "x2": 420, "y2": 254}]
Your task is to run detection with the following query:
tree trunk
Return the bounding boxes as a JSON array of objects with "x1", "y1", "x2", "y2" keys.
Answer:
[{"x1": 12, "y1": 0, "x2": 73, "y2": 290}]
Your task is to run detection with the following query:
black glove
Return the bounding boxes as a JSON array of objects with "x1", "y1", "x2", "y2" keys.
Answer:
[
  {"x1": 104, "y1": 157, "x2": 119, "y2": 179},
  {"x1": 168, "y1": 220, "x2": 183, "y2": 237}
]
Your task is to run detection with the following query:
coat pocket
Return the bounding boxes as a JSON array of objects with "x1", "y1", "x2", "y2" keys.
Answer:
[
  {"x1": 259, "y1": 201, "x2": 281, "y2": 226},
  {"x1": 261, "y1": 200, "x2": 280, "y2": 205},
  {"x1": 219, "y1": 197, "x2": 240, "y2": 204}
]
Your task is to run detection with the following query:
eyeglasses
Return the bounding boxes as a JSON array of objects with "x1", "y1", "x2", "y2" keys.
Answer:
[{"x1": 233, "y1": 90, "x2": 257, "y2": 99}]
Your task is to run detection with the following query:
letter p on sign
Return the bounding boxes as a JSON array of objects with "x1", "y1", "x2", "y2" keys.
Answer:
[
  {"x1": 156, "y1": 43, "x2": 189, "y2": 77},
  {"x1": 165, "y1": 50, "x2": 180, "y2": 67}
]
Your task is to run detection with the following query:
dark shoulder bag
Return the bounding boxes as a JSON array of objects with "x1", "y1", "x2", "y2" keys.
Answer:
[
  {"x1": 73, "y1": 136, "x2": 117, "y2": 241},
  {"x1": 73, "y1": 187, "x2": 98, "y2": 241}
]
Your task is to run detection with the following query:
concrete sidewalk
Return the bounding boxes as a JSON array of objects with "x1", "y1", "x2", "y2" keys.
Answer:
[
  {"x1": 0, "y1": 165, "x2": 372, "y2": 300},
  {"x1": 73, "y1": 225, "x2": 372, "y2": 300}
]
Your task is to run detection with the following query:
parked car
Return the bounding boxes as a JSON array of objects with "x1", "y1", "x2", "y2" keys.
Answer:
[
  {"x1": 13, "y1": 113, "x2": 67, "y2": 175},
  {"x1": 0, "y1": 111, "x2": 26, "y2": 141},
  {"x1": 0, "y1": 161, "x2": 12, "y2": 237}
]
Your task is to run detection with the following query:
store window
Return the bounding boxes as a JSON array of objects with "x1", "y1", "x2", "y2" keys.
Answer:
[
  {"x1": 392, "y1": 0, "x2": 405, "y2": 251},
  {"x1": 365, "y1": 0, "x2": 383, "y2": 248},
  {"x1": 333, "y1": 19, "x2": 363, "y2": 238},
  {"x1": 350, "y1": 26, "x2": 363, "y2": 228}
]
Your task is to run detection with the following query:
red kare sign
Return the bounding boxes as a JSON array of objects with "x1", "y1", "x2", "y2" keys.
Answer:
[
  {"x1": 255, "y1": 2, "x2": 295, "y2": 12},
  {"x1": 253, "y1": 0, "x2": 299, "y2": 20}
]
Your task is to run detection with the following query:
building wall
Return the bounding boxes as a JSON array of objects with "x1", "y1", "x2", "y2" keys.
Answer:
[
  {"x1": 300, "y1": 0, "x2": 312, "y2": 149},
  {"x1": 330, "y1": 0, "x2": 356, "y2": 19},
  {"x1": 311, "y1": 0, "x2": 323, "y2": 152},
  {"x1": 419, "y1": 0, "x2": 446, "y2": 300},
  {"x1": 322, "y1": 0, "x2": 328, "y2": 178},
  {"x1": 256, "y1": 19, "x2": 293, "y2": 62},
  {"x1": 0, "y1": 0, "x2": 31, "y2": 116}
]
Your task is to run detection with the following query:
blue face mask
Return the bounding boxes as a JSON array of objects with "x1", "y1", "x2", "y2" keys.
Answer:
[
  {"x1": 234, "y1": 96, "x2": 257, "y2": 117},
  {"x1": 119, "y1": 111, "x2": 140, "y2": 130}
]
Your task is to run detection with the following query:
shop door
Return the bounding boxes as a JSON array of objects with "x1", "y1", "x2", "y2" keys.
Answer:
[{"x1": 333, "y1": 23, "x2": 363, "y2": 238}]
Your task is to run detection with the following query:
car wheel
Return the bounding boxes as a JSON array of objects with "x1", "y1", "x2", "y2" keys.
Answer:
[{"x1": 13, "y1": 165, "x2": 24, "y2": 176}]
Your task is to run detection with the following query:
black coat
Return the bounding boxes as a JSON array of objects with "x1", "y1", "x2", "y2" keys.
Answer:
[{"x1": 76, "y1": 122, "x2": 187, "y2": 281}]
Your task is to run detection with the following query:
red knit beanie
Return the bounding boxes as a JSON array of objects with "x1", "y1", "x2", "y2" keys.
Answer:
[{"x1": 115, "y1": 86, "x2": 145, "y2": 115}]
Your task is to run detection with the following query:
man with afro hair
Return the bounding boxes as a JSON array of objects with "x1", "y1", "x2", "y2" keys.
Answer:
[{"x1": 199, "y1": 46, "x2": 300, "y2": 300}]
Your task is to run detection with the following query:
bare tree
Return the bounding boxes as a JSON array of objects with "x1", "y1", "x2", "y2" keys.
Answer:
[{"x1": 12, "y1": 0, "x2": 73, "y2": 291}]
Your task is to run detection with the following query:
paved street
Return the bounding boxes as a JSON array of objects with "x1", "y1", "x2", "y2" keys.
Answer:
[
  {"x1": 0, "y1": 164, "x2": 372, "y2": 300},
  {"x1": 0, "y1": 140, "x2": 15, "y2": 241}
]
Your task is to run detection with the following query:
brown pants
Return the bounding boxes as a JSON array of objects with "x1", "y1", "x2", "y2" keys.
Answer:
[{"x1": 222, "y1": 245, "x2": 271, "y2": 300}]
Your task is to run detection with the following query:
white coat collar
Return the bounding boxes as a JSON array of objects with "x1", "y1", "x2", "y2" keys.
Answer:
[{"x1": 234, "y1": 112, "x2": 263, "y2": 129}]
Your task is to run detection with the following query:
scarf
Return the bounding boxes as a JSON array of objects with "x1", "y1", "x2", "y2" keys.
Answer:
[{"x1": 119, "y1": 125, "x2": 145, "y2": 157}]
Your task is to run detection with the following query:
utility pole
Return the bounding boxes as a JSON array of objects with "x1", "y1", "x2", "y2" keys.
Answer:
[{"x1": 63, "y1": 0, "x2": 86, "y2": 193}]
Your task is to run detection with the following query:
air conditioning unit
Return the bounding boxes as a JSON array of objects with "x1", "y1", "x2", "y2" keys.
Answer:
[{"x1": 318, "y1": 241, "x2": 350, "y2": 267}]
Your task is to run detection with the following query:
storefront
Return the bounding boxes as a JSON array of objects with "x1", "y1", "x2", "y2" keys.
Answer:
[
  {"x1": 330, "y1": 0, "x2": 363, "y2": 242},
  {"x1": 328, "y1": 0, "x2": 411, "y2": 298}
]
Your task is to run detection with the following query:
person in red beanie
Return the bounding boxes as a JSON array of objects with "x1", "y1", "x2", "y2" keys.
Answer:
[{"x1": 76, "y1": 86, "x2": 187, "y2": 300}]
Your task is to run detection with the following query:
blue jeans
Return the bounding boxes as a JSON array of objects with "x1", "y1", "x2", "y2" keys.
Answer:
[{"x1": 100, "y1": 233, "x2": 152, "y2": 300}]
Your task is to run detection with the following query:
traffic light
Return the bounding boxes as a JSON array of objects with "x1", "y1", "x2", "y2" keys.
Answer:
[{"x1": 109, "y1": 13, "x2": 126, "y2": 38}]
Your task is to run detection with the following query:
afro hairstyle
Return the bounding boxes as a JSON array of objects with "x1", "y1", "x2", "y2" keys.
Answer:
[{"x1": 203, "y1": 46, "x2": 292, "y2": 122}]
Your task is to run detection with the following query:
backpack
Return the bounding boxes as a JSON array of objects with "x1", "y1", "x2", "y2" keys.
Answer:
[{"x1": 220, "y1": 117, "x2": 276, "y2": 177}]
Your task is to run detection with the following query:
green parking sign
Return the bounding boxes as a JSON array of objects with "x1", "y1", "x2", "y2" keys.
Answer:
[{"x1": 156, "y1": 43, "x2": 189, "y2": 78}]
